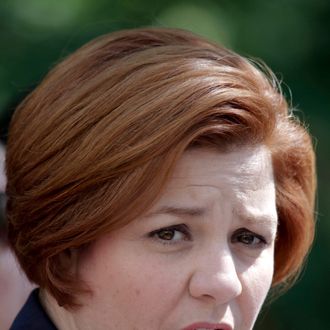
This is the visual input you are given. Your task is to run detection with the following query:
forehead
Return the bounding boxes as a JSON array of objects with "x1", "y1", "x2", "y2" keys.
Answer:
[
  {"x1": 169, "y1": 144, "x2": 274, "y2": 190},
  {"x1": 148, "y1": 144, "x2": 277, "y2": 227}
]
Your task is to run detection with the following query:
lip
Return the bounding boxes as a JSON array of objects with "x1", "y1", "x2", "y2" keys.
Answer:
[{"x1": 182, "y1": 322, "x2": 232, "y2": 330}]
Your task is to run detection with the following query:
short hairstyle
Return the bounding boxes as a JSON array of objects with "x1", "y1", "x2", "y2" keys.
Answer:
[{"x1": 6, "y1": 27, "x2": 316, "y2": 307}]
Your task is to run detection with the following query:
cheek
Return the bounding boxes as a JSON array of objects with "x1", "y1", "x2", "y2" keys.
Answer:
[
  {"x1": 77, "y1": 242, "x2": 183, "y2": 327},
  {"x1": 239, "y1": 253, "x2": 274, "y2": 324}
]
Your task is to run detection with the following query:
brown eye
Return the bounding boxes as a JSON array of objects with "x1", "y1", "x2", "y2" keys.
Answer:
[
  {"x1": 239, "y1": 232, "x2": 260, "y2": 245},
  {"x1": 157, "y1": 229, "x2": 176, "y2": 240},
  {"x1": 231, "y1": 228, "x2": 267, "y2": 248},
  {"x1": 148, "y1": 224, "x2": 191, "y2": 245}
]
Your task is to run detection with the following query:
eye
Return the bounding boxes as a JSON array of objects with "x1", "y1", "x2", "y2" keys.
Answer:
[
  {"x1": 231, "y1": 228, "x2": 267, "y2": 248},
  {"x1": 148, "y1": 224, "x2": 191, "y2": 245}
]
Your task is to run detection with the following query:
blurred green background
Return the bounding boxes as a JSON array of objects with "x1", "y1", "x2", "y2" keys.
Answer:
[{"x1": 0, "y1": 0, "x2": 329, "y2": 329}]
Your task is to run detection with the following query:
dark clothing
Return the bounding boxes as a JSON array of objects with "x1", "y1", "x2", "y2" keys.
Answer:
[{"x1": 9, "y1": 289, "x2": 57, "y2": 330}]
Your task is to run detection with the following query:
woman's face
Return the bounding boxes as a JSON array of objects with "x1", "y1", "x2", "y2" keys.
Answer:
[{"x1": 74, "y1": 145, "x2": 277, "y2": 330}]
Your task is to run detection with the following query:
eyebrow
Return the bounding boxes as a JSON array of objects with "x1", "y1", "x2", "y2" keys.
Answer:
[
  {"x1": 146, "y1": 206, "x2": 207, "y2": 218},
  {"x1": 233, "y1": 209, "x2": 278, "y2": 228}
]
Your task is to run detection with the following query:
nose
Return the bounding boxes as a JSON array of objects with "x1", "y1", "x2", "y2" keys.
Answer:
[{"x1": 188, "y1": 247, "x2": 242, "y2": 304}]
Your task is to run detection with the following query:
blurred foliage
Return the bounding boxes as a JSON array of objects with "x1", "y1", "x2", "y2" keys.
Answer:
[{"x1": 0, "y1": 0, "x2": 329, "y2": 329}]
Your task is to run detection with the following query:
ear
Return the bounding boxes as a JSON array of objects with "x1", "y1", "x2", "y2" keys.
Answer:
[{"x1": 58, "y1": 248, "x2": 79, "y2": 275}]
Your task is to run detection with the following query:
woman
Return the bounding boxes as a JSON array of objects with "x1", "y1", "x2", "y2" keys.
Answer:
[{"x1": 6, "y1": 28, "x2": 315, "y2": 330}]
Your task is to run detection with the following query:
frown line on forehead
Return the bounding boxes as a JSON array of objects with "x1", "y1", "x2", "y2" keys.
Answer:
[{"x1": 144, "y1": 204, "x2": 277, "y2": 228}]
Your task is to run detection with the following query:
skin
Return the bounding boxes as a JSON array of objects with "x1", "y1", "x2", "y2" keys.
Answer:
[{"x1": 42, "y1": 145, "x2": 278, "y2": 330}]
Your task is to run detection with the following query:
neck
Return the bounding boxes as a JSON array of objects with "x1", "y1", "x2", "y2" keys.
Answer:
[{"x1": 39, "y1": 289, "x2": 78, "y2": 330}]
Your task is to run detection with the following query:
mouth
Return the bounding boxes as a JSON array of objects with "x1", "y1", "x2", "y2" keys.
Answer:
[{"x1": 182, "y1": 322, "x2": 232, "y2": 330}]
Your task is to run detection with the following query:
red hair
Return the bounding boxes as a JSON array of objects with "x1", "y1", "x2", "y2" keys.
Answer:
[{"x1": 6, "y1": 28, "x2": 316, "y2": 307}]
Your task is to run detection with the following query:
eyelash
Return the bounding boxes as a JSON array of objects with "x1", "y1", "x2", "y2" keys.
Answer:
[
  {"x1": 231, "y1": 228, "x2": 268, "y2": 248},
  {"x1": 148, "y1": 224, "x2": 191, "y2": 246},
  {"x1": 148, "y1": 224, "x2": 267, "y2": 248}
]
